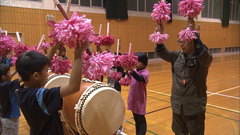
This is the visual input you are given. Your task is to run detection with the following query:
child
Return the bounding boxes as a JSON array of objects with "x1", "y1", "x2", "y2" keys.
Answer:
[
  {"x1": 108, "y1": 65, "x2": 124, "y2": 92},
  {"x1": 1, "y1": 51, "x2": 12, "y2": 66},
  {"x1": 126, "y1": 52, "x2": 149, "y2": 135},
  {"x1": 56, "y1": 47, "x2": 68, "y2": 60},
  {"x1": 0, "y1": 65, "x2": 21, "y2": 135},
  {"x1": 108, "y1": 53, "x2": 125, "y2": 92},
  {"x1": 15, "y1": 41, "x2": 89, "y2": 135}
]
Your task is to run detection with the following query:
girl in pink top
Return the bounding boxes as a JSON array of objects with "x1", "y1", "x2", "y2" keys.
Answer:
[{"x1": 126, "y1": 52, "x2": 149, "y2": 135}]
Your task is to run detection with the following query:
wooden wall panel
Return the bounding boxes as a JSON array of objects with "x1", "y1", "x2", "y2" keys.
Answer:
[{"x1": 0, "y1": 6, "x2": 239, "y2": 61}]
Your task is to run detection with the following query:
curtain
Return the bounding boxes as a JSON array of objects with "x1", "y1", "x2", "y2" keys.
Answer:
[{"x1": 104, "y1": 0, "x2": 128, "y2": 20}]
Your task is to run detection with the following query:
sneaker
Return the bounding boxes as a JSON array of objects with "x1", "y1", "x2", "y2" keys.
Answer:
[
  {"x1": 116, "y1": 130, "x2": 121, "y2": 134},
  {"x1": 119, "y1": 125, "x2": 123, "y2": 132}
]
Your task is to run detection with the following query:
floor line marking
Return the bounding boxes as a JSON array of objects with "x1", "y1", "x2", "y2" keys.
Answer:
[
  {"x1": 208, "y1": 107, "x2": 239, "y2": 135},
  {"x1": 207, "y1": 86, "x2": 240, "y2": 97},
  {"x1": 207, "y1": 91, "x2": 240, "y2": 99},
  {"x1": 146, "y1": 106, "x2": 171, "y2": 115},
  {"x1": 206, "y1": 103, "x2": 240, "y2": 114},
  {"x1": 146, "y1": 89, "x2": 240, "y2": 114}
]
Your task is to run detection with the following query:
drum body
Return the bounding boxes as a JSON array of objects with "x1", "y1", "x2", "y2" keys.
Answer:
[{"x1": 44, "y1": 73, "x2": 125, "y2": 135}]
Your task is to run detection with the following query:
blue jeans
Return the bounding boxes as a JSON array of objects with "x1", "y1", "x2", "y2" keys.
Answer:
[{"x1": 1, "y1": 117, "x2": 19, "y2": 135}]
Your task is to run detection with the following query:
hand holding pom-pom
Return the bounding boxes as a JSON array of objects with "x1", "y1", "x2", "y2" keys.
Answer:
[
  {"x1": 109, "y1": 71, "x2": 122, "y2": 80},
  {"x1": 0, "y1": 35, "x2": 16, "y2": 57},
  {"x1": 150, "y1": 23, "x2": 169, "y2": 44},
  {"x1": 48, "y1": 11, "x2": 94, "y2": 49},
  {"x1": 40, "y1": 41, "x2": 50, "y2": 50},
  {"x1": 119, "y1": 74, "x2": 131, "y2": 86},
  {"x1": 50, "y1": 55, "x2": 72, "y2": 74},
  {"x1": 113, "y1": 55, "x2": 122, "y2": 67},
  {"x1": 149, "y1": 32, "x2": 169, "y2": 44},
  {"x1": 82, "y1": 51, "x2": 114, "y2": 80},
  {"x1": 93, "y1": 36, "x2": 102, "y2": 46},
  {"x1": 101, "y1": 35, "x2": 115, "y2": 46},
  {"x1": 120, "y1": 53, "x2": 138, "y2": 69}
]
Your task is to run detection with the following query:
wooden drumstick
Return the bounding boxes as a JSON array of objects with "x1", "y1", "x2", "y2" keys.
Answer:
[
  {"x1": 66, "y1": 0, "x2": 71, "y2": 16},
  {"x1": 37, "y1": 34, "x2": 45, "y2": 51},
  {"x1": 16, "y1": 31, "x2": 21, "y2": 42},
  {"x1": 53, "y1": 0, "x2": 70, "y2": 20}
]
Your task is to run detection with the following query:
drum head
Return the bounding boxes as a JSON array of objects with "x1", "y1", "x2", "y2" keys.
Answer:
[
  {"x1": 80, "y1": 87, "x2": 125, "y2": 135},
  {"x1": 44, "y1": 74, "x2": 70, "y2": 89}
]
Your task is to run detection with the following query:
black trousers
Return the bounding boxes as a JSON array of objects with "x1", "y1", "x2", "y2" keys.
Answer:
[
  {"x1": 172, "y1": 111, "x2": 205, "y2": 135},
  {"x1": 132, "y1": 113, "x2": 147, "y2": 135}
]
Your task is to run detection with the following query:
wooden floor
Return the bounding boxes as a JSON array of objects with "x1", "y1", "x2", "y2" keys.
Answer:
[{"x1": 18, "y1": 53, "x2": 240, "y2": 135}]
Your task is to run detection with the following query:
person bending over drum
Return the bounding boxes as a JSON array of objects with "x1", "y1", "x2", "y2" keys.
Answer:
[{"x1": 15, "y1": 42, "x2": 89, "y2": 135}]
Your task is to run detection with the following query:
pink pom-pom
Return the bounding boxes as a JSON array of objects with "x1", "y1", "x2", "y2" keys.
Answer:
[
  {"x1": 178, "y1": 0, "x2": 204, "y2": 18},
  {"x1": 119, "y1": 53, "x2": 138, "y2": 68},
  {"x1": 119, "y1": 76, "x2": 131, "y2": 86},
  {"x1": 48, "y1": 11, "x2": 94, "y2": 49},
  {"x1": 48, "y1": 20, "x2": 56, "y2": 28},
  {"x1": 49, "y1": 41, "x2": 56, "y2": 47},
  {"x1": 10, "y1": 55, "x2": 17, "y2": 66},
  {"x1": 31, "y1": 45, "x2": 44, "y2": 54},
  {"x1": 50, "y1": 55, "x2": 72, "y2": 74},
  {"x1": 40, "y1": 42, "x2": 50, "y2": 50},
  {"x1": 0, "y1": 35, "x2": 16, "y2": 56},
  {"x1": 113, "y1": 55, "x2": 122, "y2": 67},
  {"x1": 92, "y1": 36, "x2": 102, "y2": 46},
  {"x1": 101, "y1": 35, "x2": 115, "y2": 46},
  {"x1": 149, "y1": 32, "x2": 169, "y2": 44},
  {"x1": 151, "y1": 1, "x2": 171, "y2": 24},
  {"x1": 82, "y1": 51, "x2": 114, "y2": 80},
  {"x1": 178, "y1": 27, "x2": 198, "y2": 42},
  {"x1": 109, "y1": 71, "x2": 122, "y2": 80},
  {"x1": 14, "y1": 43, "x2": 31, "y2": 57}
]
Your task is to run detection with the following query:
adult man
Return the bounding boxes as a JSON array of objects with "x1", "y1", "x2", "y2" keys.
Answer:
[{"x1": 155, "y1": 18, "x2": 213, "y2": 135}]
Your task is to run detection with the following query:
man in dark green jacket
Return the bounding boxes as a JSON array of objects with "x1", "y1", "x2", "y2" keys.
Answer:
[{"x1": 155, "y1": 18, "x2": 213, "y2": 135}]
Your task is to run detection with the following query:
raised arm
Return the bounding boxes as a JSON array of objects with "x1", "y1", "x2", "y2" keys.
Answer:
[
  {"x1": 127, "y1": 68, "x2": 145, "y2": 83},
  {"x1": 194, "y1": 37, "x2": 213, "y2": 67},
  {"x1": 188, "y1": 18, "x2": 213, "y2": 67},
  {"x1": 59, "y1": 42, "x2": 89, "y2": 97},
  {"x1": 154, "y1": 25, "x2": 179, "y2": 63},
  {"x1": 155, "y1": 44, "x2": 180, "y2": 63},
  {"x1": 47, "y1": 42, "x2": 62, "y2": 62}
]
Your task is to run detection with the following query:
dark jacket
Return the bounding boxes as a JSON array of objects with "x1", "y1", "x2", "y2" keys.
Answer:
[{"x1": 155, "y1": 44, "x2": 212, "y2": 116}]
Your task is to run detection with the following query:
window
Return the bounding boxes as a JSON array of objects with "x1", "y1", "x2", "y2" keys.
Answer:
[
  {"x1": 146, "y1": 0, "x2": 158, "y2": 12},
  {"x1": 128, "y1": 0, "x2": 137, "y2": 11},
  {"x1": 71, "y1": 0, "x2": 78, "y2": 4},
  {"x1": 201, "y1": 0, "x2": 208, "y2": 17},
  {"x1": 81, "y1": 0, "x2": 90, "y2": 6},
  {"x1": 202, "y1": 0, "x2": 223, "y2": 19},
  {"x1": 59, "y1": 0, "x2": 65, "y2": 3},
  {"x1": 230, "y1": 0, "x2": 240, "y2": 20},
  {"x1": 127, "y1": 0, "x2": 159, "y2": 12},
  {"x1": 138, "y1": 0, "x2": 145, "y2": 12},
  {"x1": 213, "y1": 0, "x2": 222, "y2": 19},
  {"x1": 172, "y1": 0, "x2": 180, "y2": 15},
  {"x1": 92, "y1": 0, "x2": 102, "y2": 7},
  {"x1": 59, "y1": 0, "x2": 103, "y2": 7}
]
